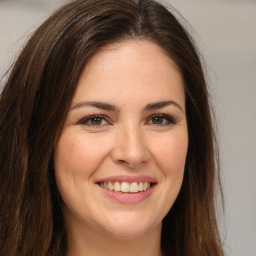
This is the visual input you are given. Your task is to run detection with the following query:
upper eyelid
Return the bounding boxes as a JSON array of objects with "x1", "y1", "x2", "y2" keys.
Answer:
[
  {"x1": 78, "y1": 114, "x2": 109, "y2": 124},
  {"x1": 148, "y1": 113, "x2": 173, "y2": 117},
  {"x1": 146, "y1": 113, "x2": 176, "y2": 123},
  {"x1": 147, "y1": 113, "x2": 175, "y2": 120}
]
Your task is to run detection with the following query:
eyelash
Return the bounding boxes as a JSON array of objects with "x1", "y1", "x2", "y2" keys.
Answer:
[
  {"x1": 78, "y1": 114, "x2": 109, "y2": 127},
  {"x1": 78, "y1": 113, "x2": 176, "y2": 127},
  {"x1": 146, "y1": 113, "x2": 176, "y2": 126}
]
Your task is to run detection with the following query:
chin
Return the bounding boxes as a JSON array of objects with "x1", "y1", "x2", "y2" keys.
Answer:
[{"x1": 99, "y1": 211, "x2": 160, "y2": 239}]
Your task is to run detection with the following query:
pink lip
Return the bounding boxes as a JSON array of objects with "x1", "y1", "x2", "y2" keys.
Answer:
[
  {"x1": 95, "y1": 175, "x2": 157, "y2": 183},
  {"x1": 95, "y1": 175, "x2": 157, "y2": 204},
  {"x1": 99, "y1": 184, "x2": 156, "y2": 204}
]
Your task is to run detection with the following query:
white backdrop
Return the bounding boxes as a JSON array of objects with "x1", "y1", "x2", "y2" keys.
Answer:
[{"x1": 1, "y1": 0, "x2": 255, "y2": 255}]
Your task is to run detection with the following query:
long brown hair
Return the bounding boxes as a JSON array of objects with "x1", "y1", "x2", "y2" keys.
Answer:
[{"x1": 0, "y1": 0, "x2": 224, "y2": 255}]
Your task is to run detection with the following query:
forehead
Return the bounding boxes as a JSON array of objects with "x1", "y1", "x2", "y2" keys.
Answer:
[
  {"x1": 73, "y1": 40, "x2": 184, "y2": 108},
  {"x1": 82, "y1": 40, "x2": 181, "y2": 81}
]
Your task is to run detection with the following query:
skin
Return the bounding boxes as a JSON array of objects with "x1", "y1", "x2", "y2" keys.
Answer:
[{"x1": 54, "y1": 40, "x2": 188, "y2": 256}]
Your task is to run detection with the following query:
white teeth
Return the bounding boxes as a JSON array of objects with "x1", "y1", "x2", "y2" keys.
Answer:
[
  {"x1": 130, "y1": 182, "x2": 139, "y2": 193},
  {"x1": 114, "y1": 181, "x2": 121, "y2": 192},
  {"x1": 143, "y1": 182, "x2": 148, "y2": 191},
  {"x1": 121, "y1": 182, "x2": 130, "y2": 192},
  {"x1": 108, "y1": 182, "x2": 114, "y2": 191},
  {"x1": 138, "y1": 182, "x2": 144, "y2": 191},
  {"x1": 100, "y1": 181, "x2": 151, "y2": 193}
]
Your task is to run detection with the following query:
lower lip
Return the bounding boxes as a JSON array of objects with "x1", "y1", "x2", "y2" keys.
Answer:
[{"x1": 99, "y1": 184, "x2": 156, "y2": 204}]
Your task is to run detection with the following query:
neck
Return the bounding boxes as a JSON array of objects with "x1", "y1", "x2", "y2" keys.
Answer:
[{"x1": 66, "y1": 219, "x2": 163, "y2": 256}]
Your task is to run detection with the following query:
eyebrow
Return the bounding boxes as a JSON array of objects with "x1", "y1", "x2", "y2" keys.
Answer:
[
  {"x1": 71, "y1": 101, "x2": 118, "y2": 111},
  {"x1": 143, "y1": 100, "x2": 183, "y2": 112},
  {"x1": 70, "y1": 100, "x2": 183, "y2": 112}
]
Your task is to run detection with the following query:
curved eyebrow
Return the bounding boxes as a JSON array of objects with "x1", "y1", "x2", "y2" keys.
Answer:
[
  {"x1": 71, "y1": 101, "x2": 118, "y2": 111},
  {"x1": 70, "y1": 100, "x2": 183, "y2": 113},
  {"x1": 144, "y1": 100, "x2": 183, "y2": 112}
]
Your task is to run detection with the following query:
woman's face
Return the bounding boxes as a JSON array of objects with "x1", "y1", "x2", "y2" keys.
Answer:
[{"x1": 54, "y1": 40, "x2": 188, "y2": 239}]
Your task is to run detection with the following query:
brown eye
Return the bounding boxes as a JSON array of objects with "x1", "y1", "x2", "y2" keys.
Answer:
[
  {"x1": 152, "y1": 116, "x2": 164, "y2": 124},
  {"x1": 79, "y1": 115, "x2": 108, "y2": 127},
  {"x1": 146, "y1": 114, "x2": 176, "y2": 126},
  {"x1": 90, "y1": 117, "x2": 103, "y2": 125}
]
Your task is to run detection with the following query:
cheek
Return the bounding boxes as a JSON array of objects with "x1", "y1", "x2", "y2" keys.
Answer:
[
  {"x1": 151, "y1": 130, "x2": 188, "y2": 177},
  {"x1": 54, "y1": 132, "x2": 109, "y2": 212},
  {"x1": 146, "y1": 130, "x2": 188, "y2": 220},
  {"x1": 55, "y1": 132, "x2": 107, "y2": 178},
  {"x1": 54, "y1": 134, "x2": 87, "y2": 199}
]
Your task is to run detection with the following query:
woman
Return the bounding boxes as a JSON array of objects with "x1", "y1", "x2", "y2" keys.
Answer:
[{"x1": 0, "y1": 0, "x2": 224, "y2": 255}]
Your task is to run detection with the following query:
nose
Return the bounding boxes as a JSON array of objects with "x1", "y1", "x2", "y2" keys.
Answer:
[{"x1": 111, "y1": 123, "x2": 150, "y2": 169}]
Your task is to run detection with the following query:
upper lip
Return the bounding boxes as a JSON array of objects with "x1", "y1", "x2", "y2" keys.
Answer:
[{"x1": 95, "y1": 175, "x2": 157, "y2": 183}]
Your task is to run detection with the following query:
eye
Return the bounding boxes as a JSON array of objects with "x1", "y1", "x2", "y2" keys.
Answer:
[
  {"x1": 78, "y1": 115, "x2": 109, "y2": 127},
  {"x1": 146, "y1": 114, "x2": 176, "y2": 126}
]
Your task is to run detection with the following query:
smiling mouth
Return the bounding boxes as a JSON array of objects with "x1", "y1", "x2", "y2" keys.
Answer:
[{"x1": 98, "y1": 181, "x2": 154, "y2": 193}]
